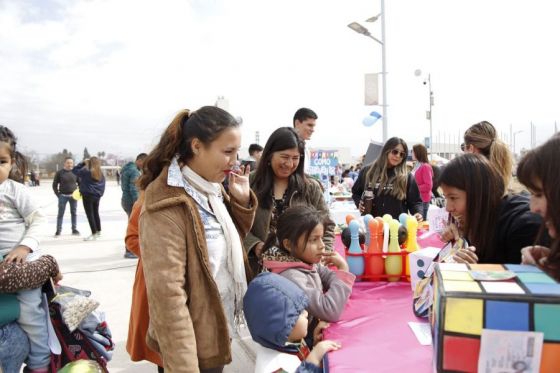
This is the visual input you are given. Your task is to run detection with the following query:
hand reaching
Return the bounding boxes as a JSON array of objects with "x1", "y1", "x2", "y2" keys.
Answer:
[
  {"x1": 451, "y1": 246, "x2": 478, "y2": 264},
  {"x1": 322, "y1": 251, "x2": 349, "y2": 271},
  {"x1": 521, "y1": 245, "x2": 550, "y2": 267},
  {"x1": 305, "y1": 340, "x2": 341, "y2": 367},
  {"x1": 313, "y1": 321, "x2": 330, "y2": 346}
]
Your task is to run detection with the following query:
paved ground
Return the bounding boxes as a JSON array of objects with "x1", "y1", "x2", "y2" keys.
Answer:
[{"x1": 30, "y1": 179, "x2": 256, "y2": 372}]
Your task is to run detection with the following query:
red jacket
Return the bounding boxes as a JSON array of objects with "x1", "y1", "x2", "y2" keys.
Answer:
[{"x1": 414, "y1": 163, "x2": 433, "y2": 203}]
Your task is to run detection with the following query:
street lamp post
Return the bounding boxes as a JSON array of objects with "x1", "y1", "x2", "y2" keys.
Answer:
[
  {"x1": 513, "y1": 130, "x2": 523, "y2": 158},
  {"x1": 347, "y1": 0, "x2": 388, "y2": 142},
  {"x1": 415, "y1": 70, "x2": 434, "y2": 159}
]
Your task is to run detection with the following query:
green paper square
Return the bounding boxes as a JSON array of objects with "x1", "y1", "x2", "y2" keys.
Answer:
[
  {"x1": 518, "y1": 272, "x2": 557, "y2": 284},
  {"x1": 534, "y1": 304, "x2": 560, "y2": 341}
]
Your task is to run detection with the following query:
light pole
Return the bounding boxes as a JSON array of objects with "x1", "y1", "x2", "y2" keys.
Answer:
[
  {"x1": 513, "y1": 130, "x2": 523, "y2": 158},
  {"x1": 347, "y1": 0, "x2": 388, "y2": 142},
  {"x1": 415, "y1": 70, "x2": 434, "y2": 159}
]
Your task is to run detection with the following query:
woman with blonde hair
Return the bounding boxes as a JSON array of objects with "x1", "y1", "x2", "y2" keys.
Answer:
[
  {"x1": 73, "y1": 156, "x2": 105, "y2": 240},
  {"x1": 463, "y1": 120, "x2": 513, "y2": 190}
]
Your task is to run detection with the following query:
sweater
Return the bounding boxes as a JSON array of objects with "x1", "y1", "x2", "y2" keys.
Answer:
[
  {"x1": 52, "y1": 169, "x2": 78, "y2": 196},
  {"x1": 351, "y1": 166, "x2": 423, "y2": 219},
  {"x1": 121, "y1": 162, "x2": 141, "y2": 204},
  {"x1": 72, "y1": 163, "x2": 106, "y2": 198},
  {"x1": 414, "y1": 163, "x2": 433, "y2": 203}
]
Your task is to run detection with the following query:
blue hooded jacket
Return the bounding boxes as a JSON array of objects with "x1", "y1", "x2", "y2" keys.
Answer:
[
  {"x1": 244, "y1": 272, "x2": 323, "y2": 373},
  {"x1": 73, "y1": 162, "x2": 105, "y2": 198}
]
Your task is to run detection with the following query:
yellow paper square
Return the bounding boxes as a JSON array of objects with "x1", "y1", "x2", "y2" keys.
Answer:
[
  {"x1": 444, "y1": 297, "x2": 483, "y2": 335},
  {"x1": 469, "y1": 264, "x2": 505, "y2": 271},
  {"x1": 443, "y1": 280, "x2": 482, "y2": 293},
  {"x1": 441, "y1": 270, "x2": 474, "y2": 281}
]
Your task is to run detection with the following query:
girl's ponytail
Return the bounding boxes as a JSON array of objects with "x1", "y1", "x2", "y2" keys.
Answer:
[{"x1": 138, "y1": 109, "x2": 191, "y2": 190}]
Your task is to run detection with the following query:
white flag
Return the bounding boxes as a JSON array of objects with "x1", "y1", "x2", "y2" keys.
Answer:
[{"x1": 364, "y1": 73, "x2": 379, "y2": 105}]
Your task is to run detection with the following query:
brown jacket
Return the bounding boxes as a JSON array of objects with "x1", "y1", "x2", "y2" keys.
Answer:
[{"x1": 139, "y1": 167, "x2": 257, "y2": 372}]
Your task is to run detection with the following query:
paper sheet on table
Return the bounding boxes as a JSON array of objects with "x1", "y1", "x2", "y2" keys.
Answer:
[
  {"x1": 478, "y1": 329, "x2": 543, "y2": 373},
  {"x1": 481, "y1": 281, "x2": 525, "y2": 294},
  {"x1": 408, "y1": 322, "x2": 432, "y2": 345}
]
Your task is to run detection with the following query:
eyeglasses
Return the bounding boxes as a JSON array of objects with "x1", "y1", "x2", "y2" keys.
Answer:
[{"x1": 390, "y1": 149, "x2": 406, "y2": 158}]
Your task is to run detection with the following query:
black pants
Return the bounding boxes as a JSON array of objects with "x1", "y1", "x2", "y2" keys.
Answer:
[
  {"x1": 157, "y1": 366, "x2": 222, "y2": 373},
  {"x1": 82, "y1": 195, "x2": 101, "y2": 234}
]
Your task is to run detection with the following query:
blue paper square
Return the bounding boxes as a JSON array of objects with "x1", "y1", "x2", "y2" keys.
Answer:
[
  {"x1": 505, "y1": 264, "x2": 543, "y2": 273},
  {"x1": 485, "y1": 301, "x2": 529, "y2": 331},
  {"x1": 526, "y1": 283, "x2": 560, "y2": 295}
]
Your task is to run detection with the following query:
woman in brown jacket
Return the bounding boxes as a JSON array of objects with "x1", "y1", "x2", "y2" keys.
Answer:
[{"x1": 137, "y1": 106, "x2": 257, "y2": 373}]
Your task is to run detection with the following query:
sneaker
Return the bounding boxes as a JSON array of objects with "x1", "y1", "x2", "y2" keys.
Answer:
[
  {"x1": 84, "y1": 235, "x2": 97, "y2": 241},
  {"x1": 124, "y1": 250, "x2": 138, "y2": 259},
  {"x1": 72, "y1": 229, "x2": 80, "y2": 236},
  {"x1": 54, "y1": 231, "x2": 61, "y2": 237},
  {"x1": 94, "y1": 231, "x2": 101, "y2": 237}
]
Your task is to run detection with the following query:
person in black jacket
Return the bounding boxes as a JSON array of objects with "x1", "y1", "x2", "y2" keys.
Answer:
[
  {"x1": 439, "y1": 153, "x2": 546, "y2": 264},
  {"x1": 73, "y1": 157, "x2": 106, "y2": 241},
  {"x1": 52, "y1": 157, "x2": 79, "y2": 236},
  {"x1": 352, "y1": 137, "x2": 423, "y2": 220}
]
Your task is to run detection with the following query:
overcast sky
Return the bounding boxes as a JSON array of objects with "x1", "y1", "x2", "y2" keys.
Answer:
[{"x1": 1, "y1": 0, "x2": 559, "y2": 160}]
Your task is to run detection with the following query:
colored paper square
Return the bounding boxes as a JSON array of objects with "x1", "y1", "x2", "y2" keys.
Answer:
[
  {"x1": 442, "y1": 335, "x2": 480, "y2": 372},
  {"x1": 517, "y1": 272, "x2": 557, "y2": 284},
  {"x1": 469, "y1": 264, "x2": 505, "y2": 271},
  {"x1": 441, "y1": 270, "x2": 473, "y2": 281},
  {"x1": 485, "y1": 301, "x2": 529, "y2": 331},
  {"x1": 505, "y1": 264, "x2": 543, "y2": 273},
  {"x1": 481, "y1": 281, "x2": 525, "y2": 294},
  {"x1": 541, "y1": 343, "x2": 560, "y2": 373},
  {"x1": 526, "y1": 283, "x2": 560, "y2": 295},
  {"x1": 438, "y1": 263, "x2": 469, "y2": 272},
  {"x1": 534, "y1": 304, "x2": 560, "y2": 341},
  {"x1": 443, "y1": 280, "x2": 482, "y2": 293},
  {"x1": 445, "y1": 297, "x2": 483, "y2": 335}
]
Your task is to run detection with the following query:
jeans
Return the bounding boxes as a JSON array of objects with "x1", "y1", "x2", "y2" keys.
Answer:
[
  {"x1": 56, "y1": 194, "x2": 77, "y2": 233},
  {"x1": 121, "y1": 198, "x2": 134, "y2": 218},
  {"x1": 17, "y1": 288, "x2": 50, "y2": 369},
  {"x1": 422, "y1": 202, "x2": 430, "y2": 220},
  {"x1": 82, "y1": 195, "x2": 101, "y2": 234},
  {"x1": 0, "y1": 322, "x2": 30, "y2": 373}
]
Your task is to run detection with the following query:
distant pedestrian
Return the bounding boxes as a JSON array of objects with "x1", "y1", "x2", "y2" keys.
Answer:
[
  {"x1": 52, "y1": 157, "x2": 80, "y2": 237},
  {"x1": 73, "y1": 157, "x2": 105, "y2": 241},
  {"x1": 116, "y1": 169, "x2": 120, "y2": 185},
  {"x1": 29, "y1": 170, "x2": 37, "y2": 187},
  {"x1": 121, "y1": 153, "x2": 147, "y2": 258},
  {"x1": 241, "y1": 143, "x2": 263, "y2": 171}
]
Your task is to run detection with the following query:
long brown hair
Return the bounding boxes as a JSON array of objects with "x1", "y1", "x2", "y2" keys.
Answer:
[
  {"x1": 412, "y1": 143, "x2": 429, "y2": 163},
  {"x1": 439, "y1": 154, "x2": 505, "y2": 262},
  {"x1": 88, "y1": 156, "x2": 103, "y2": 181},
  {"x1": 138, "y1": 106, "x2": 239, "y2": 190},
  {"x1": 252, "y1": 127, "x2": 307, "y2": 209},
  {"x1": 517, "y1": 134, "x2": 560, "y2": 278},
  {"x1": 464, "y1": 121, "x2": 513, "y2": 189},
  {"x1": 365, "y1": 137, "x2": 408, "y2": 200}
]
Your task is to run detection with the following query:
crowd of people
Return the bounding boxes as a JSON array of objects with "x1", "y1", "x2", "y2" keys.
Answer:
[{"x1": 1, "y1": 108, "x2": 559, "y2": 372}]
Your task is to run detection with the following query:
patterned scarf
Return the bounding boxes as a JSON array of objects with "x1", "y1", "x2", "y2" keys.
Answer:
[{"x1": 181, "y1": 165, "x2": 248, "y2": 329}]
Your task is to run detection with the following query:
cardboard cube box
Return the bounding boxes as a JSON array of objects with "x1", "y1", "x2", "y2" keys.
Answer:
[{"x1": 432, "y1": 263, "x2": 560, "y2": 373}]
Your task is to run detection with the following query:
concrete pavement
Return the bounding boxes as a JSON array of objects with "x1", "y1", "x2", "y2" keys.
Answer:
[{"x1": 31, "y1": 179, "x2": 256, "y2": 372}]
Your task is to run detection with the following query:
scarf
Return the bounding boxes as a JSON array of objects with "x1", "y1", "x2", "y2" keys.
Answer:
[{"x1": 181, "y1": 165, "x2": 248, "y2": 329}]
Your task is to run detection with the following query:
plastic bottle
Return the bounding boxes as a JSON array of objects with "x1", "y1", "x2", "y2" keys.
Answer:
[
  {"x1": 361, "y1": 183, "x2": 374, "y2": 216},
  {"x1": 347, "y1": 220, "x2": 365, "y2": 277},
  {"x1": 385, "y1": 219, "x2": 403, "y2": 282}
]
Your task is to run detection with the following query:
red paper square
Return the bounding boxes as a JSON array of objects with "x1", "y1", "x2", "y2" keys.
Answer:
[
  {"x1": 541, "y1": 343, "x2": 560, "y2": 373},
  {"x1": 442, "y1": 335, "x2": 480, "y2": 372}
]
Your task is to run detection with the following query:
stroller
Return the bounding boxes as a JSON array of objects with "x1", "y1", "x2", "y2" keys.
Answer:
[{"x1": 43, "y1": 280, "x2": 113, "y2": 372}]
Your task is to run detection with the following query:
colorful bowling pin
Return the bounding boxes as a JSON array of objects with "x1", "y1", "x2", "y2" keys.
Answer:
[
  {"x1": 363, "y1": 214, "x2": 374, "y2": 247},
  {"x1": 382, "y1": 214, "x2": 392, "y2": 224},
  {"x1": 347, "y1": 220, "x2": 365, "y2": 276},
  {"x1": 346, "y1": 214, "x2": 356, "y2": 225},
  {"x1": 366, "y1": 219, "x2": 384, "y2": 277},
  {"x1": 385, "y1": 219, "x2": 403, "y2": 282},
  {"x1": 375, "y1": 217, "x2": 385, "y2": 250},
  {"x1": 405, "y1": 216, "x2": 419, "y2": 276},
  {"x1": 399, "y1": 213, "x2": 409, "y2": 227}
]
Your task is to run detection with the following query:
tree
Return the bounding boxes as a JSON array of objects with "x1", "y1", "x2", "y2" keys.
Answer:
[
  {"x1": 83, "y1": 147, "x2": 90, "y2": 160},
  {"x1": 42, "y1": 149, "x2": 75, "y2": 174}
]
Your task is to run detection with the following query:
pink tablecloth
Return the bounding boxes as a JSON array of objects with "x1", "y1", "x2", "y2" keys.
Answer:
[
  {"x1": 324, "y1": 282, "x2": 432, "y2": 373},
  {"x1": 325, "y1": 232, "x2": 443, "y2": 372}
]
